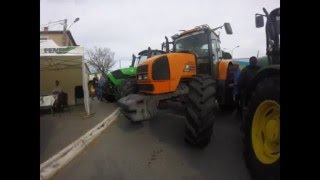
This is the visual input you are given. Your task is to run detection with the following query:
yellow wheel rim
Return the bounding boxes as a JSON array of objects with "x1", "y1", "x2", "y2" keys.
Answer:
[{"x1": 252, "y1": 100, "x2": 280, "y2": 164}]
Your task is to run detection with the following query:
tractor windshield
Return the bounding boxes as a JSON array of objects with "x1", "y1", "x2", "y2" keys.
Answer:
[
  {"x1": 174, "y1": 31, "x2": 209, "y2": 58},
  {"x1": 137, "y1": 50, "x2": 166, "y2": 65},
  {"x1": 138, "y1": 55, "x2": 149, "y2": 64}
]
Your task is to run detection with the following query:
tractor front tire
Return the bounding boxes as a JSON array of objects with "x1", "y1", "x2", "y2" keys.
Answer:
[
  {"x1": 243, "y1": 76, "x2": 280, "y2": 180},
  {"x1": 104, "y1": 94, "x2": 116, "y2": 102},
  {"x1": 184, "y1": 75, "x2": 217, "y2": 148},
  {"x1": 115, "y1": 78, "x2": 138, "y2": 100},
  {"x1": 104, "y1": 84, "x2": 116, "y2": 102}
]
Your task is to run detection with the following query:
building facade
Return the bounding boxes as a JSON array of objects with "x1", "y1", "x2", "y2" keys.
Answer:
[{"x1": 40, "y1": 30, "x2": 77, "y2": 46}]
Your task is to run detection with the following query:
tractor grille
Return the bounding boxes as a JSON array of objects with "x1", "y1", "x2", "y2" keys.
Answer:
[
  {"x1": 138, "y1": 84, "x2": 154, "y2": 91},
  {"x1": 152, "y1": 56, "x2": 170, "y2": 80},
  {"x1": 137, "y1": 65, "x2": 148, "y2": 73}
]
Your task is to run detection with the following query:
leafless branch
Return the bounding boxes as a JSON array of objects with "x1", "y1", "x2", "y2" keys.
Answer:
[{"x1": 85, "y1": 47, "x2": 116, "y2": 79}]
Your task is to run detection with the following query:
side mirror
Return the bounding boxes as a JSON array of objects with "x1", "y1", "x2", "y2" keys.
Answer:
[
  {"x1": 224, "y1": 23, "x2": 233, "y2": 34},
  {"x1": 165, "y1": 36, "x2": 170, "y2": 53},
  {"x1": 255, "y1": 14, "x2": 264, "y2": 28}
]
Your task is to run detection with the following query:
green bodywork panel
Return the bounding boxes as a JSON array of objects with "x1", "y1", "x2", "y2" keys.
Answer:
[
  {"x1": 104, "y1": 49, "x2": 165, "y2": 97},
  {"x1": 107, "y1": 67, "x2": 137, "y2": 87},
  {"x1": 257, "y1": 56, "x2": 270, "y2": 68}
]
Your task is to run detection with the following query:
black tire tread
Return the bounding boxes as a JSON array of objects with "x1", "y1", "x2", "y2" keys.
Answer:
[
  {"x1": 104, "y1": 82, "x2": 116, "y2": 102},
  {"x1": 115, "y1": 78, "x2": 137, "y2": 100},
  {"x1": 185, "y1": 75, "x2": 217, "y2": 148},
  {"x1": 242, "y1": 76, "x2": 280, "y2": 180}
]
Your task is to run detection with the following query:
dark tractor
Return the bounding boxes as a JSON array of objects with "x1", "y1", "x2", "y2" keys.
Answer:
[{"x1": 242, "y1": 7, "x2": 280, "y2": 180}]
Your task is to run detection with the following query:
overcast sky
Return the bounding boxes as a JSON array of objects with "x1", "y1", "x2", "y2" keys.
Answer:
[{"x1": 40, "y1": 0, "x2": 279, "y2": 71}]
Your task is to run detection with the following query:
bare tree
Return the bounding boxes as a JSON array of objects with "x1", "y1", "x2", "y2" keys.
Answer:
[{"x1": 85, "y1": 47, "x2": 116, "y2": 79}]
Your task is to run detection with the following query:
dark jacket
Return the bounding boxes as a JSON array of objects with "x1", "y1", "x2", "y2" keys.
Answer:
[
  {"x1": 233, "y1": 68, "x2": 241, "y2": 95},
  {"x1": 238, "y1": 65, "x2": 261, "y2": 94}
]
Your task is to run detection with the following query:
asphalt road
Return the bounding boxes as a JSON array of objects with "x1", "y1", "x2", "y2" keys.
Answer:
[{"x1": 53, "y1": 101, "x2": 251, "y2": 180}]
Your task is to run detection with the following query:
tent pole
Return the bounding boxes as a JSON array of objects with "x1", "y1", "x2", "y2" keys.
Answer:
[{"x1": 82, "y1": 52, "x2": 91, "y2": 116}]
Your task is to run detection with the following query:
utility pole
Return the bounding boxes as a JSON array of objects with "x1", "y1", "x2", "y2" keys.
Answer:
[
  {"x1": 42, "y1": 18, "x2": 79, "y2": 46},
  {"x1": 62, "y1": 19, "x2": 67, "y2": 46},
  {"x1": 119, "y1": 59, "x2": 121, "y2": 69},
  {"x1": 257, "y1": 50, "x2": 260, "y2": 58}
]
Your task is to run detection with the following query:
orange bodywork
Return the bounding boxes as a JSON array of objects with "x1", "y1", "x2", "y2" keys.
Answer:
[
  {"x1": 216, "y1": 60, "x2": 233, "y2": 80},
  {"x1": 137, "y1": 53, "x2": 196, "y2": 94},
  {"x1": 137, "y1": 54, "x2": 235, "y2": 94}
]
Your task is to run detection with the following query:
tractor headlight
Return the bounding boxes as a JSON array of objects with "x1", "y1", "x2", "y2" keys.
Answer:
[
  {"x1": 183, "y1": 64, "x2": 195, "y2": 72},
  {"x1": 183, "y1": 64, "x2": 190, "y2": 72},
  {"x1": 143, "y1": 74, "x2": 148, "y2": 80},
  {"x1": 138, "y1": 75, "x2": 143, "y2": 80}
]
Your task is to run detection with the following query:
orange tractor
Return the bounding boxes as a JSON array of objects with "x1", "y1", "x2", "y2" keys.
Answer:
[{"x1": 118, "y1": 24, "x2": 238, "y2": 147}]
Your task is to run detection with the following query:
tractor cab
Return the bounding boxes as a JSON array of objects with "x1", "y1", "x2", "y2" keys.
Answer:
[
  {"x1": 137, "y1": 48, "x2": 166, "y2": 64},
  {"x1": 169, "y1": 24, "x2": 233, "y2": 75},
  {"x1": 255, "y1": 8, "x2": 280, "y2": 65},
  {"x1": 131, "y1": 48, "x2": 166, "y2": 67}
]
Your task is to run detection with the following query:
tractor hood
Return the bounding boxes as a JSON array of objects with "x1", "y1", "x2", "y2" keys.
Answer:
[{"x1": 107, "y1": 67, "x2": 137, "y2": 85}]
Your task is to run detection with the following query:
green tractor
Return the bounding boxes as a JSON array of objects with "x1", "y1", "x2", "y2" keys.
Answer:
[
  {"x1": 104, "y1": 48, "x2": 165, "y2": 102},
  {"x1": 257, "y1": 55, "x2": 269, "y2": 67},
  {"x1": 242, "y1": 7, "x2": 280, "y2": 180}
]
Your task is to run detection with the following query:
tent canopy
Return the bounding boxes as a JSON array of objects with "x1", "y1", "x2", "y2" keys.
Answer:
[
  {"x1": 40, "y1": 41, "x2": 90, "y2": 115},
  {"x1": 40, "y1": 56, "x2": 82, "y2": 71}
]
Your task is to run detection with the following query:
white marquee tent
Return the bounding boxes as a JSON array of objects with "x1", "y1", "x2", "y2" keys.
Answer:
[{"x1": 40, "y1": 40, "x2": 91, "y2": 115}]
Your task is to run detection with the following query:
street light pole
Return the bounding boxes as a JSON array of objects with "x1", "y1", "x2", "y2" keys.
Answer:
[
  {"x1": 231, "y1": 45, "x2": 240, "y2": 56},
  {"x1": 42, "y1": 18, "x2": 79, "y2": 46},
  {"x1": 62, "y1": 18, "x2": 80, "y2": 46},
  {"x1": 67, "y1": 18, "x2": 80, "y2": 30}
]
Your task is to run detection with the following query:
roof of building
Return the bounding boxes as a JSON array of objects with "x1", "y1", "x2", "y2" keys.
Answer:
[{"x1": 40, "y1": 30, "x2": 78, "y2": 46}]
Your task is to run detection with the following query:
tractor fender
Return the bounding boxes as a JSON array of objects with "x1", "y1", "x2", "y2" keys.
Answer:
[
  {"x1": 216, "y1": 60, "x2": 236, "y2": 105},
  {"x1": 107, "y1": 72, "x2": 118, "y2": 86},
  {"x1": 216, "y1": 60, "x2": 233, "y2": 80},
  {"x1": 244, "y1": 65, "x2": 280, "y2": 106}
]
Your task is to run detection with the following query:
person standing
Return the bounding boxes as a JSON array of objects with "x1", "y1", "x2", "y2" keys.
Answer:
[
  {"x1": 92, "y1": 74, "x2": 99, "y2": 100},
  {"x1": 238, "y1": 56, "x2": 261, "y2": 113},
  {"x1": 98, "y1": 75, "x2": 107, "y2": 101},
  {"x1": 52, "y1": 80, "x2": 62, "y2": 94},
  {"x1": 51, "y1": 80, "x2": 67, "y2": 110},
  {"x1": 88, "y1": 80, "x2": 95, "y2": 100},
  {"x1": 228, "y1": 63, "x2": 241, "y2": 113},
  {"x1": 225, "y1": 63, "x2": 235, "y2": 107}
]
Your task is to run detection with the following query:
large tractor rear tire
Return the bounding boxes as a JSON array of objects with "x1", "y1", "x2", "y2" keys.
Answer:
[
  {"x1": 104, "y1": 83, "x2": 116, "y2": 102},
  {"x1": 243, "y1": 76, "x2": 280, "y2": 180},
  {"x1": 115, "y1": 78, "x2": 138, "y2": 100},
  {"x1": 184, "y1": 75, "x2": 217, "y2": 148},
  {"x1": 105, "y1": 94, "x2": 116, "y2": 102}
]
